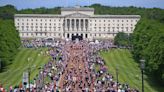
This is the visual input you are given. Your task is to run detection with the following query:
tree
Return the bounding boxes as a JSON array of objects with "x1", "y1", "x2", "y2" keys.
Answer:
[
  {"x1": 132, "y1": 18, "x2": 164, "y2": 85},
  {"x1": 114, "y1": 32, "x2": 130, "y2": 47},
  {"x1": 0, "y1": 19, "x2": 21, "y2": 70},
  {"x1": 0, "y1": 5, "x2": 17, "y2": 19}
]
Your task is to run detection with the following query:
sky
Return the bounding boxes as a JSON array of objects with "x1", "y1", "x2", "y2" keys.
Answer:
[{"x1": 0, "y1": 0, "x2": 164, "y2": 10}]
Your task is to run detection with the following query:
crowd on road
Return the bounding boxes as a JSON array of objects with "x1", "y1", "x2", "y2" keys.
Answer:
[{"x1": 0, "y1": 39, "x2": 139, "y2": 92}]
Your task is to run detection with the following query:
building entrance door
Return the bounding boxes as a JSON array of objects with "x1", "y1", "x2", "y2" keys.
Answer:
[{"x1": 71, "y1": 34, "x2": 83, "y2": 40}]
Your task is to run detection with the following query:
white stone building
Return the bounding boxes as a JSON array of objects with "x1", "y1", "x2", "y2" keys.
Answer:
[{"x1": 14, "y1": 7, "x2": 140, "y2": 40}]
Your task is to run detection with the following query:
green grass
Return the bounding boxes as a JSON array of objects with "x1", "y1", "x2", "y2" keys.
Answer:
[
  {"x1": 0, "y1": 48, "x2": 50, "y2": 88},
  {"x1": 99, "y1": 49, "x2": 164, "y2": 92}
]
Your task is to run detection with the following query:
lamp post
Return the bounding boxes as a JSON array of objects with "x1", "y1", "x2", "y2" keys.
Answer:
[
  {"x1": 27, "y1": 57, "x2": 33, "y2": 92},
  {"x1": 28, "y1": 67, "x2": 31, "y2": 92},
  {"x1": 140, "y1": 59, "x2": 145, "y2": 92},
  {"x1": 0, "y1": 58, "x2": 1, "y2": 70},
  {"x1": 116, "y1": 66, "x2": 119, "y2": 92}
]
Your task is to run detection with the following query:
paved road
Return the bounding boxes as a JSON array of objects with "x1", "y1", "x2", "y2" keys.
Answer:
[{"x1": 59, "y1": 41, "x2": 95, "y2": 92}]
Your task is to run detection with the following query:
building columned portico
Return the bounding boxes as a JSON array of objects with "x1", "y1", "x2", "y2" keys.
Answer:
[{"x1": 14, "y1": 6, "x2": 141, "y2": 41}]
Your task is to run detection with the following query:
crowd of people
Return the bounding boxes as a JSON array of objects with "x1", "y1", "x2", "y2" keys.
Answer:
[{"x1": 0, "y1": 39, "x2": 139, "y2": 92}]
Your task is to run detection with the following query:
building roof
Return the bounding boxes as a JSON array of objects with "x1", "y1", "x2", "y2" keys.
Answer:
[
  {"x1": 61, "y1": 7, "x2": 94, "y2": 11},
  {"x1": 14, "y1": 14, "x2": 63, "y2": 18},
  {"x1": 92, "y1": 15, "x2": 141, "y2": 18},
  {"x1": 15, "y1": 14, "x2": 140, "y2": 18}
]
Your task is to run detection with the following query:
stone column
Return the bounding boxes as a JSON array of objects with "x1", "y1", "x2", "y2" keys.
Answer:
[
  {"x1": 74, "y1": 19, "x2": 76, "y2": 31},
  {"x1": 70, "y1": 19, "x2": 72, "y2": 31},
  {"x1": 86, "y1": 19, "x2": 88, "y2": 31},
  {"x1": 83, "y1": 19, "x2": 85, "y2": 31},
  {"x1": 67, "y1": 19, "x2": 69, "y2": 30},
  {"x1": 65, "y1": 19, "x2": 67, "y2": 31},
  {"x1": 83, "y1": 33, "x2": 85, "y2": 39},
  {"x1": 79, "y1": 19, "x2": 81, "y2": 31}
]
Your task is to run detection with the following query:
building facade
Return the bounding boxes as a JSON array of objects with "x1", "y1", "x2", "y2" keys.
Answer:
[{"x1": 14, "y1": 7, "x2": 140, "y2": 40}]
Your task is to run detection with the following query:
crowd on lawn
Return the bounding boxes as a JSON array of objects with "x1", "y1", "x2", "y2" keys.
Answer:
[{"x1": 0, "y1": 39, "x2": 139, "y2": 92}]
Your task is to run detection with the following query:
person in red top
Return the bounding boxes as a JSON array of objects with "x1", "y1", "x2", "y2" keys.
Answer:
[{"x1": 0, "y1": 84, "x2": 5, "y2": 92}]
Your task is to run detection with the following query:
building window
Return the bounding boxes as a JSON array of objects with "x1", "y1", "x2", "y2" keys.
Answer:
[
  {"x1": 126, "y1": 27, "x2": 128, "y2": 31},
  {"x1": 17, "y1": 19, "x2": 19, "y2": 21}
]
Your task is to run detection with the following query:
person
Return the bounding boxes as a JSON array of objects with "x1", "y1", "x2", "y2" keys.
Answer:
[{"x1": 9, "y1": 86, "x2": 12, "y2": 92}]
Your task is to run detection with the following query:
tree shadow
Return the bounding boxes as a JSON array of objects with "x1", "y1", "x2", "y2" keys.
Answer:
[
  {"x1": 144, "y1": 73, "x2": 164, "y2": 92},
  {"x1": 0, "y1": 62, "x2": 13, "y2": 73}
]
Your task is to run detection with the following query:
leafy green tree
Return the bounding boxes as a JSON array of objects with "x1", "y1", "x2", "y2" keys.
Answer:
[
  {"x1": 114, "y1": 32, "x2": 130, "y2": 47},
  {"x1": 132, "y1": 18, "x2": 164, "y2": 84},
  {"x1": 0, "y1": 5, "x2": 17, "y2": 19},
  {"x1": 0, "y1": 19, "x2": 20, "y2": 70}
]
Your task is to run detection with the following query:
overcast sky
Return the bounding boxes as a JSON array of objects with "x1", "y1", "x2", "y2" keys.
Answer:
[{"x1": 0, "y1": 0, "x2": 164, "y2": 10}]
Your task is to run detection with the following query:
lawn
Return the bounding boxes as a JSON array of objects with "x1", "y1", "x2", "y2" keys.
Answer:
[
  {"x1": 0, "y1": 48, "x2": 50, "y2": 88},
  {"x1": 99, "y1": 49, "x2": 164, "y2": 92}
]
